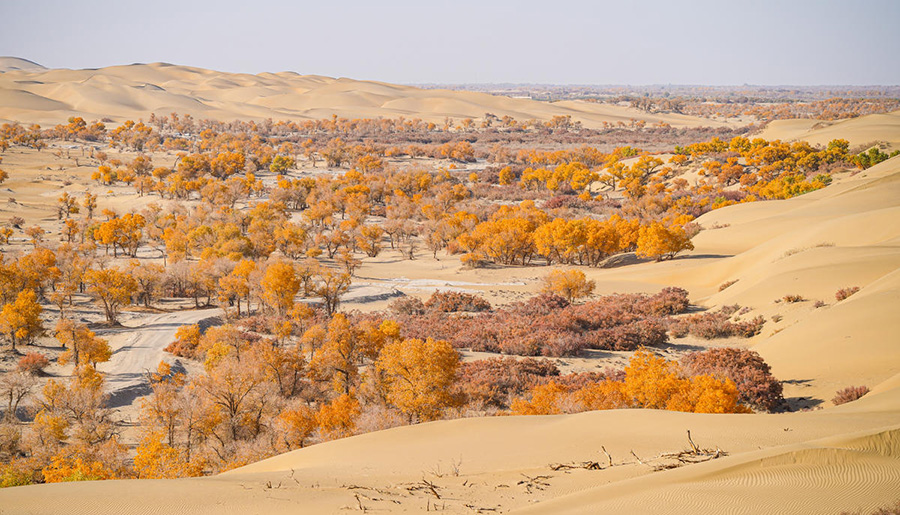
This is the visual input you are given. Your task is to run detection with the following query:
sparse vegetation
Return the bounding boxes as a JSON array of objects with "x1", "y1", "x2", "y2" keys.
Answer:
[
  {"x1": 832, "y1": 385, "x2": 870, "y2": 405},
  {"x1": 718, "y1": 280, "x2": 738, "y2": 291},
  {"x1": 835, "y1": 286, "x2": 861, "y2": 301},
  {"x1": 670, "y1": 307, "x2": 765, "y2": 339}
]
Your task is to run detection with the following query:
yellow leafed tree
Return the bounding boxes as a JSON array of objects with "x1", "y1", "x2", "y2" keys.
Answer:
[{"x1": 375, "y1": 337, "x2": 460, "y2": 422}]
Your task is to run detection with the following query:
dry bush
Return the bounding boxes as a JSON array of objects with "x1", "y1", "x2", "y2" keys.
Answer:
[
  {"x1": 681, "y1": 348, "x2": 784, "y2": 411},
  {"x1": 399, "y1": 290, "x2": 679, "y2": 357},
  {"x1": 835, "y1": 286, "x2": 860, "y2": 302},
  {"x1": 670, "y1": 308, "x2": 764, "y2": 339},
  {"x1": 832, "y1": 385, "x2": 870, "y2": 405},
  {"x1": 388, "y1": 296, "x2": 426, "y2": 315},
  {"x1": 511, "y1": 349, "x2": 750, "y2": 415},
  {"x1": 454, "y1": 357, "x2": 560, "y2": 409},
  {"x1": 782, "y1": 294, "x2": 803, "y2": 303},
  {"x1": 718, "y1": 279, "x2": 738, "y2": 291},
  {"x1": 164, "y1": 324, "x2": 202, "y2": 358},
  {"x1": 642, "y1": 287, "x2": 690, "y2": 316},
  {"x1": 554, "y1": 368, "x2": 625, "y2": 389},
  {"x1": 424, "y1": 291, "x2": 492, "y2": 313},
  {"x1": 17, "y1": 353, "x2": 50, "y2": 375},
  {"x1": 236, "y1": 315, "x2": 277, "y2": 334}
]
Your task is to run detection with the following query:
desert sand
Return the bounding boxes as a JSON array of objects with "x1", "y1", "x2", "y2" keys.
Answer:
[
  {"x1": 0, "y1": 99, "x2": 898, "y2": 513},
  {"x1": 0, "y1": 58, "x2": 736, "y2": 129},
  {"x1": 758, "y1": 111, "x2": 900, "y2": 149}
]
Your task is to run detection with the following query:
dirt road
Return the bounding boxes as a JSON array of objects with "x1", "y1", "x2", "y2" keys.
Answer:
[{"x1": 101, "y1": 309, "x2": 222, "y2": 407}]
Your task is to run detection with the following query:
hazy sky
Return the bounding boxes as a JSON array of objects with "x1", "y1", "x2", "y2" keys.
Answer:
[{"x1": 1, "y1": 0, "x2": 898, "y2": 85}]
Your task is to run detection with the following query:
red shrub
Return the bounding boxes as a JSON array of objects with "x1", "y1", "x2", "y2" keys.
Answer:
[
  {"x1": 425, "y1": 291, "x2": 492, "y2": 313},
  {"x1": 670, "y1": 309, "x2": 764, "y2": 339},
  {"x1": 835, "y1": 286, "x2": 860, "y2": 302},
  {"x1": 395, "y1": 289, "x2": 684, "y2": 357},
  {"x1": 455, "y1": 357, "x2": 560, "y2": 408},
  {"x1": 509, "y1": 293, "x2": 570, "y2": 317},
  {"x1": 681, "y1": 347, "x2": 784, "y2": 411},
  {"x1": 17, "y1": 352, "x2": 50, "y2": 375},
  {"x1": 388, "y1": 296, "x2": 426, "y2": 315},
  {"x1": 642, "y1": 287, "x2": 690, "y2": 316},
  {"x1": 236, "y1": 315, "x2": 277, "y2": 334},
  {"x1": 555, "y1": 368, "x2": 625, "y2": 389},
  {"x1": 832, "y1": 385, "x2": 869, "y2": 405},
  {"x1": 585, "y1": 319, "x2": 669, "y2": 351}
]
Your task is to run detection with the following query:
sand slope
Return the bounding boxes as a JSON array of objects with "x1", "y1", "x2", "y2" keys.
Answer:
[
  {"x1": 0, "y1": 60, "x2": 734, "y2": 128},
  {"x1": 1, "y1": 392, "x2": 897, "y2": 514},
  {"x1": 758, "y1": 110, "x2": 900, "y2": 149},
  {"x1": 0, "y1": 56, "x2": 47, "y2": 73}
]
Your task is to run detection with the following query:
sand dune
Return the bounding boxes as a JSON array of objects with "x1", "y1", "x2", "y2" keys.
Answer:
[
  {"x1": 0, "y1": 60, "x2": 736, "y2": 128},
  {"x1": 2, "y1": 393, "x2": 897, "y2": 514},
  {"x1": 517, "y1": 424, "x2": 900, "y2": 514},
  {"x1": 0, "y1": 56, "x2": 46, "y2": 73},
  {"x1": 759, "y1": 111, "x2": 900, "y2": 149}
]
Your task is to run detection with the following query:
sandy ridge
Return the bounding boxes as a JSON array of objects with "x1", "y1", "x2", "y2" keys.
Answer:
[{"x1": 0, "y1": 62, "x2": 737, "y2": 128}]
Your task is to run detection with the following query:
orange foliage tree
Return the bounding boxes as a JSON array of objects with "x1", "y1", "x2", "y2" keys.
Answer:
[{"x1": 375, "y1": 337, "x2": 460, "y2": 422}]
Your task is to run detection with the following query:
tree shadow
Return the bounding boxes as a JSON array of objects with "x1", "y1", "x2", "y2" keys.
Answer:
[
  {"x1": 656, "y1": 340, "x2": 708, "y2": 353},
  {"x1": 783, "y1": 396, "x2": 824, "y2": 412}
]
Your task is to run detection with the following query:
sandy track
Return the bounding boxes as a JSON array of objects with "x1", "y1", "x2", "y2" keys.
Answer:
[{"x1": 101, "y1": 309, "x2": 221, "y2": 407}]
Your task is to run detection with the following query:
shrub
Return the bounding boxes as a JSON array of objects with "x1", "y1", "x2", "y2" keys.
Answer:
[
  {"x1": 17, "y1": 352, "x2": 50, "y2": 375},
  {"x1": 555, "y1": 368, "x2": 625, "y2": 389},
  {"x1": 681, "y1": 348, "x2": 784, "y2": 411},
  {"x1": 236, "y1": 315, "x2": 276, "y2": 334},
  {"x1": 832, "y1": 385, "x2": 870, "y2": 405},
  {"x1": 510, "y1": 293, "x2": 569, "y2": 317},
  {"x1": 425, "y1": 291, "x2": 492, "y2": 313},
  {"x1": 835, "y1": 286, "x2": 860, "y2": 302},
  {"x1": 585, "y1": 319, "x2": 669, "y2": 351},
  {"x1": 455, "y1": 357, "x2": 560, "y2": 409},
  {"x1": 670, "y1": 309, "x2": 765, "y2": 339},
  {"x1": 512, "y1": 350, "x2": 751, "y2": 415},
  {"x1": 782, "y1": 294, "x2": 803, "y2": 303},
  {"x1": 397, "y1": 289, "x2": 682, "y2": 357},
  {"x1": 388, "y1": 296, "x2": 426, "y2": 315},
  {"x1": 719, "y1": 304, "x2": 740, "y2": 316},
  {"x1": 718, "y1": 279, "x2": 738, "y2": 291},
  {"x1": 0, "y1": 460, "x2": 34, "y2": 487},
  {"x1": 642, "y1": 287, "x2": 690, "y2": 316},
  {"x1": 164, "y1": 324, "x2": 203, "y2": 358},
  {"x1": 813, "y1": 300, "x2": 826, "y2": 308}
]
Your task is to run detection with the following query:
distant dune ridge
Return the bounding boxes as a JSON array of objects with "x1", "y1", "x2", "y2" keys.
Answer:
[
  {"x1": 0, "y1": 58, "x2": 735, "y2": 128},
  {"x1": 0, "y1": 56, "x2": 47, "y2": 73}
]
